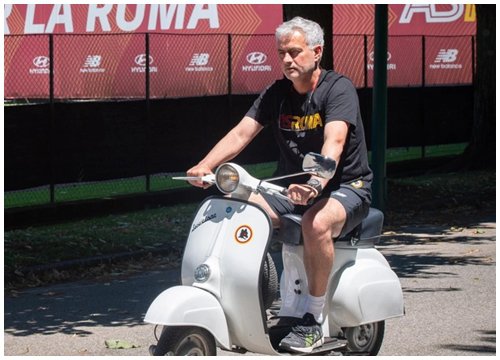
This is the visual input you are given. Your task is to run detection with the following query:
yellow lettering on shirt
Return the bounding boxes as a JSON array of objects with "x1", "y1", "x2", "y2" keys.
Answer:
[{"x1": 280, "y1": 113, "x2": 323, "y2": 131}]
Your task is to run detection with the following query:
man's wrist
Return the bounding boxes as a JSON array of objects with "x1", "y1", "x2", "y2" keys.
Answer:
[{"x1": 306, "y1": 178, "x2": 323, "y2": 196}]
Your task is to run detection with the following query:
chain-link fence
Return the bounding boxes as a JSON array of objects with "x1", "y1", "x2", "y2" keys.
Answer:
[
  {"x1": 4, "y1": 33, "x2": 476, "y2": 208},
  {"x1": 5, "y1": 33, "x2": 476, "y2": 100}
]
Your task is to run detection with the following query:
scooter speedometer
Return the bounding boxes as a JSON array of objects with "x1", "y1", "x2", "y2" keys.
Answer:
[{"x1": 215, "y1": 164, "x2": 240, "y2": 194}]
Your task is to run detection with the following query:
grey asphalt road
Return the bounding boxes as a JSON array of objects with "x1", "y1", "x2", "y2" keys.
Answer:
[{"x1": 4, "y1": 218, "x2": 496, "y2": 356}]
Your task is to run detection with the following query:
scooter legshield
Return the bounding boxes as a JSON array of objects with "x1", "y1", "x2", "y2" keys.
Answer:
[
  {"x1": 179, "y1": 196, "x2": 277, "y2": 354},
  {"x1": 144, "y1": 285, "x2": 231, "y2": 350}
]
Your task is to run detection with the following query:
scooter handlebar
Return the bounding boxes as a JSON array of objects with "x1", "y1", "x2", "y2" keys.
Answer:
[
  {"x1": 258, "y1": 180, "x2": 291, "y2": 203},
  {"x1": 172, "y1": 174, "x2": 216, "y2": 185}
]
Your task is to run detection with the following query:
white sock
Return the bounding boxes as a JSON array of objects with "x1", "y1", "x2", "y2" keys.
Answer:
[{"x1": 306, "y1": 294, "x2": 326, "y2": 324}]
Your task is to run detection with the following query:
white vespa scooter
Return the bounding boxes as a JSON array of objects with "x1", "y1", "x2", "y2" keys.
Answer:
[{"x1": 144, "y1": 153, "x2": 404, "y2": 356}]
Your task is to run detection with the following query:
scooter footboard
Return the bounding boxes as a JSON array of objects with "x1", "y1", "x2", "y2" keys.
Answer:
[
  {"x1": 330, "y1": 252, "x2": 404, "y2": 327},
  {"x1": 144, "y1": 286, "x2": 231, "y2": 350}
]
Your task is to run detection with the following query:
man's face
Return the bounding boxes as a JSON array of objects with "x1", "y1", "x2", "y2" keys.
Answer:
[{"x1": 277, "y1": 30, "x2": 322, "y2": 82}]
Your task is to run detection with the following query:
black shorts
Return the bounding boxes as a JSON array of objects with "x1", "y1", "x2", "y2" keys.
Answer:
[{"x1": 261, "y1": 181, "x2": 371, "y2": 238}]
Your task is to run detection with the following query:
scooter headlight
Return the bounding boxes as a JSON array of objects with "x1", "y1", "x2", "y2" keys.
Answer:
[
  {"x1": 194, "y1": 264, "x2": 211, "y2": 283},
  {"x1": 215, "y1": 164, "x2": 239, "y2": 194}
]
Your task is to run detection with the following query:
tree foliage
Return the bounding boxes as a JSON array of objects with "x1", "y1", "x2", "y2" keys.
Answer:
[{"x1": 462, "y1": 5, "x2": 496, "y2": 169}]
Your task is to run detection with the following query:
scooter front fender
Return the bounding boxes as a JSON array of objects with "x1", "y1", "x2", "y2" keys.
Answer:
[{"x1": 144, "y1": 285, "x2": 231, "y2": 350}]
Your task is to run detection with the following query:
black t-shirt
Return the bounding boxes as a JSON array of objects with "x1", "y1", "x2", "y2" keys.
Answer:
[{"x1": 246, "y1": 69, "x2": 372, "y2": 193}]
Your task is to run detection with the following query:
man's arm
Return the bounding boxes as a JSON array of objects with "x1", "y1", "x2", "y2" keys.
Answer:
[
  {"x1": 287, "y1": 120, "x2": 349, "y2": 204},
  {"x1": 313, "y1": 120, "x2": 349, "y2": 189},
  {"x1": 187, "y1": 116, "x2": 264, "y2": 188}
]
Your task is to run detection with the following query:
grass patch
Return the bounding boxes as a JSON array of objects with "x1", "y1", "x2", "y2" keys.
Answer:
[
  {"x1": 4, "y1": 167, "x2": 495, "y2": 289},
  {"x1": 4, "y1": 162, "x2": 279, "y2": 209},
  {"x1": 5, "y1": 202, "x2": 198, "y2": 272},
  {"x1": 5, "y1": 144, "x2": 466, "y2": 209}
]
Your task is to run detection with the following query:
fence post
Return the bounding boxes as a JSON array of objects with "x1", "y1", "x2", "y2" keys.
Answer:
[
  {"x1": 227, "y1": 34, "x2": 233, "y2": 127},
  {"x1": 363, "y1": 35, "x2": 368, "y2": 89},
  {"x1": 471, "y1": 35, "x2": 476, "y2": 85},
  {"x1": 49, "y1": 34, "x2": 55, "y2": 203},
  {"x1": 371, "y1": 5, "x2": 388, "y2": 211},
  {"x1": 145, "y1": 33, "x2": 151, "y2": 191},
  {"x1": 420, "y1": 35, "x2": 426, "y2": 159}
]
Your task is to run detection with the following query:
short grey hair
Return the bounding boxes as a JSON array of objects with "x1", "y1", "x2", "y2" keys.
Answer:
[{"x1": 275, "y1": 16, "x2": 325, "y2": 48}]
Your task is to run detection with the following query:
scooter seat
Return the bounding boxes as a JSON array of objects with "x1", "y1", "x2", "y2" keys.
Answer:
[{"x1": 278, "y1": 208, "x2": 384, "y2": 248}]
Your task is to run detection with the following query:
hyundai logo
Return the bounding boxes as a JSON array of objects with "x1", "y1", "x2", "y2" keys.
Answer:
[
  {"x1": 135, "y1": 54, "x2": 154, "y2": 67},
  {"x1": 246, "y1": 52, "x2": 267, "y2": 65},
  {"x1": 368, "y1": 51, "x2": 392, "y2": 62},
  {"x1": 33, "y1": 56, "x2": 50, "y2": 68}
]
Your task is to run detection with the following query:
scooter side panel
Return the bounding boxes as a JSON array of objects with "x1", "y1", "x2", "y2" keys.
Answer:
[
  {"x1": 329, "y1": 249, "x2": 404, "y2": 327},
  {"x1": 144, "y1": 285, "x2": 231, "y2": 350}
]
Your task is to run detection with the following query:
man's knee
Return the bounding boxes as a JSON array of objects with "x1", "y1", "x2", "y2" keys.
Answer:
[
  {"x1": 302, "y1": 202, "x2": 346, "y2": 240},
  {"x1": 248, "y1": 193, "x2": 281, "y2": 228}
]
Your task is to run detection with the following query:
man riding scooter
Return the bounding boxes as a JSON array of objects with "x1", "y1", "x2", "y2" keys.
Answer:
[{"x1": 186, "y1": 16, "x2": 372, "y2": 354}]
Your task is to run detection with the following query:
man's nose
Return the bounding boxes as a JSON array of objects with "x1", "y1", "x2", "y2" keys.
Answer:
[{"x1": 282, "y1": 52, "x2": 293, "y2": 63}]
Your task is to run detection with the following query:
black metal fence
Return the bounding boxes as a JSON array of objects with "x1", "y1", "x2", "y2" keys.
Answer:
[
  {"x1": 4, "y1": 33, "x2": 475, "y2": 208},
  {"x1": 5, "y1": 33, "x2": 476, "y2": 100}
]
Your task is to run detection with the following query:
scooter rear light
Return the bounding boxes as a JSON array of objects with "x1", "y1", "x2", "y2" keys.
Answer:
[
  {"x1": 194, "y1": 264, "x2": 211, "y2": 283},
  {"x1": 215, "y1": 164, "x2": 239, "y2": 194}
]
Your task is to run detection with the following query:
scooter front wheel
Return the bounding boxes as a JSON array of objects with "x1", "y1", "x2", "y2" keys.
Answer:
[
  {"x1": 151, "y1": 326, "x2": 216, "y2": 356},
  {"x1": 344, "y1": 320, "x2": 385, "y2": 356}
]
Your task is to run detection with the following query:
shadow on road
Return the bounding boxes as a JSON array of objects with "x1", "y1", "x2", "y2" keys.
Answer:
[
  {"x1": 439, "y1": 330, "x2": 496, "y2": 354},
  {"x1": 5, "y1": 220, "x2": 495, "y2": 341},
  {"x1": 380, "y1": 221, "x2": 495, "y2": 280},
  {"x1": 5, "y1": 269, "x2": 173, "y2": 337}
]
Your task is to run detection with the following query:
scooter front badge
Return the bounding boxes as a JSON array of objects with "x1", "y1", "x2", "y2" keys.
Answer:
[{"x1": 235, "y1": 225, "x2": 253, "y2": 244}]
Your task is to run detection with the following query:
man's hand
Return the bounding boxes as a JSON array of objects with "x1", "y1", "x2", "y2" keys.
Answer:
[
  {"x1": 186, "y1": 164, "x2": 213, "y2": 189},
  {"x1": 287, "y1": 183, "x2": 319, "y2": 205}
]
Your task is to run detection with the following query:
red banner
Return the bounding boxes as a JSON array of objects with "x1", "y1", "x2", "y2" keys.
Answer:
[
  {"x1": 333, "y1": 36, "x2": 365, "y2": 87},
  {"x1": 4, "y1": 4, "x2": 281, "y2": 35},
  {"x1": 4, "y1": 4, "x2": 477, "y2": 99},
  {"x1": 332, "y1": 4, "x2": 475, "y2": 88},
  {"x1": 150, "y1": 34, "x2": 229, "y2": 98},
  {"x1": 4, "y1": 4, "x2": 283, "y2": 99},
  {"x1": 425, "y1": 36, "x2": 473, "y2": 85},
  {"x1": 4, "y1": 35, "x2": 50, "y2": 98},
  {"x1": 231, "y1": 35, "x2": 284, "y2": 95},
  {"x1": 366, "y1": 36, "x2": 423, "y2": 88},
  {"x1": 333, "y1": 4, "x2": 476, "y2": 35}
]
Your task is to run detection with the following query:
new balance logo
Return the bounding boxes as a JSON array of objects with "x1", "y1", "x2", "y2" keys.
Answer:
[
  {"x1": 189, "y1": 53, "x2": 210, "y2": 66},
  {"x1": 429, "y1": 49, "x2": 462, "y2": 69},
  {"x1": 434, "y1": 49, "x2": 459, "y2": 63},
  {"x1": 80, "y1": 55, "x2": 105, "y2": 73},
  {"x1": 185, "y1": 53, "x2": 213, "y2": 72},
  {"x1": 83, "y1": 55, "x2": 102, "y2": 68}
]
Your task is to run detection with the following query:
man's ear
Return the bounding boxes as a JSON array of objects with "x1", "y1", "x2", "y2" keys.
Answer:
[{"x1": 314, "y1": 45, "x2": 323, "y2": 61}]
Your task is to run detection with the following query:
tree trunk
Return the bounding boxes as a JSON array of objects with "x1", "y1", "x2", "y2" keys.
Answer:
[
  {"x1": 282, "y1": 5, "x2": 333, "y2": 70},
  {"x1": 462, "y1": 4, "x2": 496, "y2": 169}
]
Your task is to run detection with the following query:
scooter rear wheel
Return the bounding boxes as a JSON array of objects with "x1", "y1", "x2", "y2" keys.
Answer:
[
  {"x1": 344, "y1": 320, "x2": 385, "y2": 355},
  {"x1": 152, "y1": 326, "x2": 216, "y2": 356}
]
